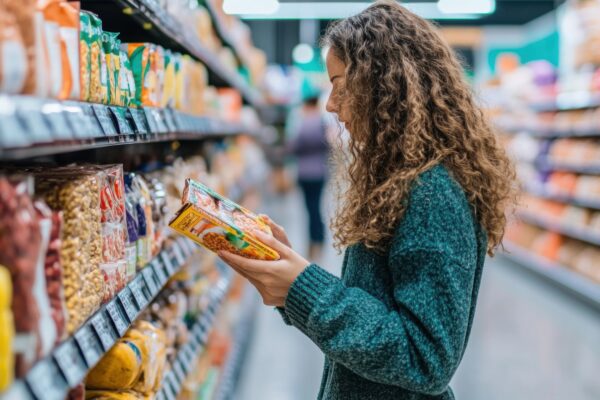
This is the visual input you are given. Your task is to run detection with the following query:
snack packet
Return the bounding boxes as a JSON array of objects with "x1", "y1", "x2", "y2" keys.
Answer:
[{"x1": 168, "y1": 179, "x2": 279, "y2": 261}]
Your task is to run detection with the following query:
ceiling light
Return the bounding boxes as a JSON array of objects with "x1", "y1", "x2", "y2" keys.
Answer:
[
  {"x1": 223, "y1": 0, "x2": 279, "y2": 15},
  {"x1": 437, "y1": 0, "x2": 495, "y2": 14},
  {"x1": 293, "y1": 44, "x2": 315, "y2": 64},
  {"x1": 239, "y1": 2, "x2": 483, "y2": 20}
]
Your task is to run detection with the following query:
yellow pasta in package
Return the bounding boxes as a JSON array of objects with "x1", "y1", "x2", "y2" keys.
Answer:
[{"x1": 169, "y1": 179, "x2": 280, "y2": 261}]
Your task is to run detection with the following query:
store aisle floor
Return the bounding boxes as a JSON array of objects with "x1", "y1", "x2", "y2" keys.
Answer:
[{"x1": 235, "y1": 189, "x2": 600, "y2": 400}]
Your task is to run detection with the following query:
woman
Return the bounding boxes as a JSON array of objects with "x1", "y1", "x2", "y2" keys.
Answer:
[
  {"x1": 219, "y1": 1, "x2": 515, "y2": 399},
  {"x1": 287, "y1": 94, "x2": 330, "y2": 260}
]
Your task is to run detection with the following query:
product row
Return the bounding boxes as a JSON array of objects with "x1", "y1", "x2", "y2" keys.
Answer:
[
  {"x1": 0, "y1": 1, "x2": 245, "y2": 119},
  {"x1": 506, "y1": 221, "x2": 600, "y2": 284},
  {"x1": 520, "y1": 194, "x2": 600, "y2": 238},
  {"x1": 0, "y1": 137, "x2": 266, "y2": 393}
]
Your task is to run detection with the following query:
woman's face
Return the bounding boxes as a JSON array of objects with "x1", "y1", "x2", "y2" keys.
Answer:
[{"x1": 325, "y1": 50, "x2": 351, "y2": 125}]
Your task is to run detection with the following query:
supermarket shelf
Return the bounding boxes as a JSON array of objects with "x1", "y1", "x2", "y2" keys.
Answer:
[
  {"x1": 80, "y1": 0, "x2": 266, "y2": 108},
  {"x1": 497, "y1": 125, "x2": 600, "y2": 139},
  {"x1": 536, "y1": 157, "x2": 600, "y2": 175},
  {"x1": 0, "y1": 96, "x2": 253, "y2": 160},
  {"x1": 0, "y1": 236, "x2": 198, "y2": 400},
  {"x1": 157, "y1": 273, "x2": 232, "y2": 400},
  {"x1": 524, "y1": 186, "x2": 600, "y2": 211},
  {"x1": 502, "y1": 241, "x2": 600, "y2": 311},
  {"x1": 213, "y1": 285, "x2": 260, "y2": 400},
  {"x1": 205, "y1": 1, "x2": 250, "y2": 71},
  {"x1": 517, "y1": 211, "x2": 600, "y2": 246},
  {"x1": 529, "y1": 92, "x2": 600, "y2": 113}
]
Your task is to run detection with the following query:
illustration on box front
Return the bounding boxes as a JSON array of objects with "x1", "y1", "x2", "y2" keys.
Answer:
[{"x1": 169, "y1": 179, "x2": 279, "y2": 261}]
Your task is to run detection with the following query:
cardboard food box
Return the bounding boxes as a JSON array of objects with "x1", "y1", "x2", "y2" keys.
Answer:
[{"x1": 169, "y1": 179, "x2": 279, "y2": 260}]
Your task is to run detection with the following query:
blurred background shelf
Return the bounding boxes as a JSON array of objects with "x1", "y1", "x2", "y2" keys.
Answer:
[{"x1": 502, "y1": 241, "x2": 600, "y2": 312}]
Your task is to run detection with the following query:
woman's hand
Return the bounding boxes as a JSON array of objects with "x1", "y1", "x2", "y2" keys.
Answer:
[
  {"x1": 260, "y1": 214, "x2": 292, "y2": 248},
  {"x1": 218, "y1": 229, "x2": 310, "y2": 307}
]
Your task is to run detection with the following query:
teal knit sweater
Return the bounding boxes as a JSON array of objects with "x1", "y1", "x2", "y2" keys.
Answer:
[{"x1": 279, "y1": 165, "x2": 487, "y2": 400}]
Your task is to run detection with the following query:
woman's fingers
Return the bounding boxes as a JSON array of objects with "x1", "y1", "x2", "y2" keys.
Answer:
[
  {"x1": 260, "y1": 214, "x2": 292, "y2": 247},
  {"x1": 252, "y1": 229, "x2": 291, "y2": 258},
  {"x1": 218, "y1": 251, "x2": 271, "y2": 275}
]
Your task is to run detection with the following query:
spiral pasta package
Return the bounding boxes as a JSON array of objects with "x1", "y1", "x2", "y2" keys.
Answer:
[{"x1": 168, "y1": 179, "x2": 279, "y2": 261}]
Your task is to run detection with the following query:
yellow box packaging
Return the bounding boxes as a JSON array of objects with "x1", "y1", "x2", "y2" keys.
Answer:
[{"x1": 169, "y1": 179, "x2": 279, "y2": 261}]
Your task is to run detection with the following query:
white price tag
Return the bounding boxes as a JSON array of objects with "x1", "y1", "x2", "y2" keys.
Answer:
[
  {"x1": 162, "y1": 109, "x2": 177, "y2": 132},
  {"x1": 17, "y1": 99, "x2": 52, "y2": 143},
  {"x1": 91, "y1": 311, "x2": 118, "y2": 351},
  {"x1": 74, "y1": 323, "x2": 104, "y2": 366},
  {"x1": 130, "y1": 275, "x2": 149, "y2": 309},
  {"x1": 151, "y1": 259, "x2": 168, "y2": 285},
  {"x1": 53, "y1": 338, "x2": 87, "y2": 386},
  {"x1": 80, "y1": 103, "x2": 104, "y2": 137},
  {"x1": 172, "y1": 242, "x2": 185, "y2": 266},
  {"x1": 163, "y1": 372, "x2": 178, "y2": 400},
  {"x1": 142, "y1": 266, "x2": 159, "y2": 296},
  {"x1": 106, "y1": 299, "x2": 129, "y2": 336},
  {"x1": 43, "y1": 102, "x2": 72, "y2": 139},
  {"x1": 110, "y1": 106, "x2": 133, "y2": 135},
  {"x1": 0, "y1": 96, "x2": 29, "y2": 148},
  {"x1": 93, "y1": 104, "x2": 118, "y2": 136},
  {"x1": 143, "y1": 108, "x2": 159, "y2": 133},
  {"x1": 160, "y1": 251, "x2": 175, "y2": 275},
  {"x1": 26, "y1": 359, "x2": 68, "y2": 400},
  {"x1": 173, "y1": 359, "x2": 185, "y2": 383},
  {"x1": 130, "y1": 108, "x2": 149, "y2": 134},
  {"x1": 118, "y1": 287, "x2": 140, "y2": 322}
]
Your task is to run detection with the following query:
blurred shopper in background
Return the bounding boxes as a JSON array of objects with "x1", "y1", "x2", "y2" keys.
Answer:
[{"x1": 287, "y1": 94, "x2": 330, "y2": 260}]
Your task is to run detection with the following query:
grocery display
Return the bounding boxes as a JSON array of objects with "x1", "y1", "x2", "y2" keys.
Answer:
[
  {"x1": 0, "y1": 0, "x2": 269, "y2": 398},
  {"x1": 488, "y1": 6, "x2": 600, "y2": 309}
]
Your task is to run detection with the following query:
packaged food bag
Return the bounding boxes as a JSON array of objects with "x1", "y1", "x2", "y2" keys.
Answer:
[
  {"x1": 88, "y1": 12, "x2": 105, "y2": 103},
  {"x1": 0, "y1": 3, "x2": 28, "y2": 94},
  {"x1": 126, "y1": 43, "x2": 151, "y2": 107},
  {"x1": 0, "y1": 265, "x2": 14, "y2": 391},
  {"x1": 169, "y1": 179, "x2": 279, "y2": 260},
  {"x1": 33, "y1": 168, "x2": 105, "y2": 333},
  {"x1": 41, "y1": 0, "x2": 80, "y2": 99},
  {"x1": 86, "y1": 338, "x2": 143, "y2": 389},
  {"x1": 79, "y1": 11, "x2": 92, "y2": 101},
  {"x1": 101, "y1": 31, "x2": 118, "y2": 105}
]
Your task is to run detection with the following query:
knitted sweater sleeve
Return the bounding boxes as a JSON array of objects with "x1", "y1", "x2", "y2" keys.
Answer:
[{"x1": 281, "y1": 168, "x2": 479, "y2": 395}]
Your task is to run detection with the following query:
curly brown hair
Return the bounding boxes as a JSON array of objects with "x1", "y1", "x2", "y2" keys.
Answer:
[{"x1": 324, "y1": 0, "x2": 516, "y2": 255}]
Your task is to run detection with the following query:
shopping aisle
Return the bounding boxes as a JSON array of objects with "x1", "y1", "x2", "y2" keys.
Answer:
[{"x1": 236, "y1": 189, "x2": 600, "y2": 400}]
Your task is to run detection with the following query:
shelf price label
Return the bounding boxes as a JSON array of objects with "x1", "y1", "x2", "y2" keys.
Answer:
[
  {"x1": 43, "y1": 103, "x2": 72, "y2": 140},
  {"x1": 17, "y1": 98, "x2": 53, "y2": 144},
  {"x1": 163, "y1": 372, "x2": 178, "y2": 400},
  {"x1": 151, "y1": 258, "x2": 168, "y2": 285},
  {"x1": 130, "y1": 275, "x2": 150, "y2": 309},
  {"x1": 118, "y1": 287, "x2": 140, "y2": 322},
  {"x1": 62, "y1": 101, "x2": 95, "y2": 139},
  {"x1": 172, "y1": 242, "x2": 186, "y2": 266},
  {"x1": 142, "y1": 266, "x2": 159, "y2": 296},
  {"x1": 160, "y1": 251, "x2": 175, "y2": 275},
  {"x1": 173, "y1": 359, "x2": 186, "y2": 383},
  {"x1": 80, "y1": 103, "x2": 104, "y2": 137},
  {"x1": 105, "y1": 299, "x2": 130, "y2": 336},
  {"x1": 162, "y1": 109, "x2": 177, "y2": 132},
  {"x1": 0, "y1": 97, "x2": 29, "y2": 148},
  {"x1": 91, "y1": 311, "x2": 118, "y2": 351},
  {"x1": 129, "y1": 108, "x2": 149, "y2": 134},
  {"x1": 26, "y1": 359, "x2": 69, "y2": 400},
  {"x1": 110, "y1": 107, "x2": 134, "y2": 135},
  {"x1": 53, "y1": 338, "x2": 87, "y2": 386},
  {"x1": 143, "y1": 108, "x2": 160, "y2": 133},
  {"x1": 74, "y1": 324, "x2": 104, "y2": 366},
  {"x1": 93, "y1": 104, "x2": 118, "y2": 136}
]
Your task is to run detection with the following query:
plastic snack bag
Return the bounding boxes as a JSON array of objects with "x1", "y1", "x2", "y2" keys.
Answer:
[
  {"x1": 88, "y1": 12, "x2": 105, "y2": 103},
  {"x1": 169, "y1": 179, "x2": 279, "y2": 260},
  {"x1": 0, "y1": 4, "x2": 28, "y2": 94},
  {"x1": 79, "y1": 11, "x2": 92, "y2": 101}
]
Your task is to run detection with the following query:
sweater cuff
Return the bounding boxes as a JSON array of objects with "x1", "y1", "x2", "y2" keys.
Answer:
[
  {"x1": 284, "y1": 264, "x2": 339, "y2": 330},
  {"x1": 275, "y1": 307, "x2": 292, "y2": 325}
]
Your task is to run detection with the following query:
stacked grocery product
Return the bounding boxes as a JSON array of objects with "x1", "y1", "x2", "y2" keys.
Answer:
[
  {"x1": 0, "y1": 134, "x2": 267, "y2": 397},
  {"x1": 0, "y1": 0, "x2": 261, "y2": 123}
]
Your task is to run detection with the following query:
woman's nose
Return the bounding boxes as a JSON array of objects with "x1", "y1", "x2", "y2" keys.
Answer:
[{"x1": 326, "y1": 95, "x2": 337, "y2": 114}]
